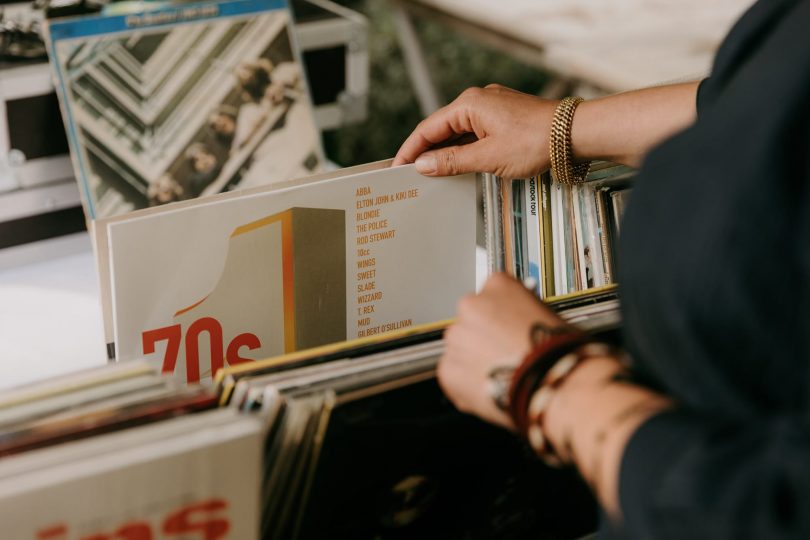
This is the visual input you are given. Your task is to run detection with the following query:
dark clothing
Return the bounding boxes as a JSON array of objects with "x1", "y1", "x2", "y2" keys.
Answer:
[{"x1": 613, "y1": 0, "x2": 810, "y2": 538}]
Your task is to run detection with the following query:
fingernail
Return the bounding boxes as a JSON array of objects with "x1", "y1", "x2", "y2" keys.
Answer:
[{"x1": 415, "y1": 154, "x2": 437, "y2": 174}]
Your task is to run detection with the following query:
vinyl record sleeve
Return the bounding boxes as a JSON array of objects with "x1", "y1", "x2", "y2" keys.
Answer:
[
  {"x1": 0, "y1": 409, "x2": 264, "y2": 540},
  {"x1": 44, "y1": 0, "x2": 324, "y2": 220},
  {"x1": 0, "y1": 390, "x2": 179, "y2": 455},
  {"x1": 216, "y1": 319, "x2": 448, "y2": 404},
  {"x1": 263, "y1": 351, "x2": 443, "y2": 539},
  {"x1": 271, "y1": 399, "x2": 331, "y2": 539},
  {"x1": 500, "y1": 177, "x2": 515, "y2": 276},
  {"x1": 552, "y1": 180, "x2": 566, "y2": 295},
  {"x1": 0, "y1": 371, "x2": 165, "y2": 430},
  {"x1": 539, "y1": 173, "x2": 555, "y2": 297},
  {"x1": 594, "y1": 188, "x2": 614, "y2": 284},
  {"x1": 0, "y1": 360, "x2": 156, "y2": 412},
  {"x1": 102, "y1": 164, "x2": 475, "y2": 383},
  {"x1": 0, "y1": 407, "x2": 240, "y2": 478},
  {"x1": 547, "y1": 284, "x2": 619, "y2": 312},
  {"x1": 262, "y1": 392, "x2": 331, "y2": 539},
  {"x1": 583, "y1": 183, "x2": 607, "y2": 287},
  {"x1": 295, "y1": 377, "x2": 597, "y2": 540},
  {"x1": 510, "y1": 179, "x2": 527, "y2": 281},
  {"x1": 0, "y1": 386, "x2": 217, "y2": 457},
  {"x1": 562, "y1": 183, "x2": 581, "y2": 292},
  {"x1": 251, "y1": 341, "x2": 442, "y2": 537},
  {"x1": 93, "y1": 159, "x2": 393, "y2": 359},
  {"x1": 252, "y1": 340, "x2": 438, "y2": 397},
  {"x1": 259, "y1": 394, "x2": 316, "y2": 530},
  {"x1": 481, "y1": 173, "x2": 503, "y2": 275},
  {"x1": 610, "y1": 188, "x2": 632, "y2": 233},
  {"x1": 0, "y1": 374, "x2": 170, "y2": 433},
  {"x1": 572, "y1": 184, "x2": 591, "y2": 289},
  {"x1": 523, "y1": 177, "x2": 542, "y2": 295}
]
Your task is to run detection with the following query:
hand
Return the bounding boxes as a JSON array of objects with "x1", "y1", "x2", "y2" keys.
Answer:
[
  {"x1": 438, "y1": 273, "x2": 567, "y2": 429},
  {"x1": 393, "y1": 85, "x2": 558, "y2": 179}
]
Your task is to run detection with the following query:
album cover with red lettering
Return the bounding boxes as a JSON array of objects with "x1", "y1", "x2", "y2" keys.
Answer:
[
  {"x1": 0, "y1": 408, "x2": 264, "y2": 539},
  {"x1": 95, "y1": 162, "x2": 477, "y2": 383}
]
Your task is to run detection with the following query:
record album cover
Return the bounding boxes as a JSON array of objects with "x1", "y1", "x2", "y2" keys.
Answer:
[
  {"x1": 45, "y1": 0, "x2": 323, "y2": 219},
  {"x1": 296, "y1": 378, "x2": 597, "y2": 540},
  {"x1": 102, "y1": 165, "x2": 476, "y2": 383}
]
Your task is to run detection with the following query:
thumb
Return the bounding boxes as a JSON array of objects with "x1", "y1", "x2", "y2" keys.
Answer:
[{"x1": 414, "y1": 139, "x2": 497, "y2": 177}]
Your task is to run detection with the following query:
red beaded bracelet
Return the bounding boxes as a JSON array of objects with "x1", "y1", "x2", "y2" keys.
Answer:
[
  {"x1": 509, "y1": 332, "x2": 618, "y2": 467},
  {"x1": 508, "y1": 331, "x2": 591, "y2": 435},
  {"x1": 527, "y1": 343, "x2": 617, "y2": 466}
]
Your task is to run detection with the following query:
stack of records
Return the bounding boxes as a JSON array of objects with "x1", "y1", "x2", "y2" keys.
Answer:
[
  {"x1": 0, "y1": 361, "x2": 264, "y2": 538},
  {"x1": 485, "y1": 163, "x2": 634, "y2": 308},
  {"x1": 217, "y1": 321, "x2": 600, "y2": 540},
  {"x1": 0, "y1": 323, "x2": 606, "y2": 539}
]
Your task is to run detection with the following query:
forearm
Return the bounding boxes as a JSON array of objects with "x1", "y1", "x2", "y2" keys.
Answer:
[
  {"x1": 542, "y1": 357, "x2": 673, "y2": 518},
  {"x1": 571, "y1": 81, "x2": 700, "y2": 168},
  {"x1": 547, "y1": 363, "x2": 810, "y2": 539},
  {"x1": 395, "y1": 81, "x2": 699, "y2": 178}
]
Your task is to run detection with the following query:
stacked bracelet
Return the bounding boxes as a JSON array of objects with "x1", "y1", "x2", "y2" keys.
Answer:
[
  {"x1": 508, "y1": 331, "x2": 591, "y2": 437},
  {"x1": 549, "y1": 97, "x2": 591, "y2": 185},
  {"x1": 487, "y1": 323, "x2": 573, "y2": 413},
  {"x1": 509, "y1": 331, "x2": 616, "y2": 467}
]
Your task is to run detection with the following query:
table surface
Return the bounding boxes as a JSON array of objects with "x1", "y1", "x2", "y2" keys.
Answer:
[
  {"x1": 407, "y1": 0, "x2": 755, "y2": 91},
  {"x1": 0, "y1": 233, "x2": 107, "y2": 392}
]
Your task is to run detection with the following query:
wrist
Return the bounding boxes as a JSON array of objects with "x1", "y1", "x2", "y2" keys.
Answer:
[
  {"x1": 508, "y1": 332, "x2": 592, "y2": 437},
  {"x1": 569, "y1": 82, "x2": 701, "y2": 169},
  {"x1": 542, "y1": 356, "x2": 626, "y2": 454},
  {"x1": 569, "y1": 98, "x2": 615, "y2": 164},
  {"x1": 508, "y1": 335, "x2": 620, "y2": 466},
  {"x1": 544, "y1": 358, "x2": 673, "y2": 512},
  {"x1": 549, "y1": 97, "x2": 591, "y2": 184}
]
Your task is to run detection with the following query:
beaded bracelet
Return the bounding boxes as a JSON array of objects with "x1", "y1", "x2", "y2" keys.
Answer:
[
  {"x1": 487, "y1": 323, "x2": 574, "y2": 413},
  {"x1": 509, "y1": 332, "x2": 618, "y2": 467},
  {"x1": 524, "y1": 342, "x2": 617, "y2": 466},
  {"x1": 549, "y1": 97, "x2": 591, "y2": 185},
  {"x1": 508, "y1": 331, "x2": 592, "y2": 436}
]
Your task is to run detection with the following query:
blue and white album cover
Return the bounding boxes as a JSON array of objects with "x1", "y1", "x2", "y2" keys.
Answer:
[{"x1": 46, "y1": 0, "x2": 324, "y2": 218}]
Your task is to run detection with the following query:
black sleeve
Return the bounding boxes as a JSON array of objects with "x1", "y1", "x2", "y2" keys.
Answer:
[
  {"x1": 618, "y1": 409, "x2": 810, "y2": 539},
  {"x1": 695, "y1": 77, "x2": 710, "y2": 116}
]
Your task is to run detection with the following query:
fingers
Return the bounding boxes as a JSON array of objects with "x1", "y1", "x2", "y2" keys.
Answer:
[
  {"x1": 479, "y1": 273, "x2": 533, "y2": 306},
  {"x1": 412, "y1": 138, "x2": 501, "y2": 176},
  {"x1": 392, "y1": 97, "x2": 476, "y2": 167},
  {"x1": 392, "y1": 84, "x2": 548, "y2": 177},
  {"x1": 438, "y1": 322, "x2": 518, "y2": 430},
  {"x1": 476, "y1": 273, "x2": 566, "y2": 344},
  {"x1": 393, "y1": 86, "x2": 494, "y2": 166}
]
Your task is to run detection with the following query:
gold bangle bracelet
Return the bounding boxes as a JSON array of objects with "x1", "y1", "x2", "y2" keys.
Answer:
[{"x1": 549, "y1": 97, "x2": 591, "y2": 185}]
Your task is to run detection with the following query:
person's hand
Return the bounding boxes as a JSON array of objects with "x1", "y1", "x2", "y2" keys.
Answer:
[
  {"x1": 438, "y1": 273, "x2": 568, "y2": 429},
  {"x1": 393, "y1": 85, "x2": 558, "y2": 179}
]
